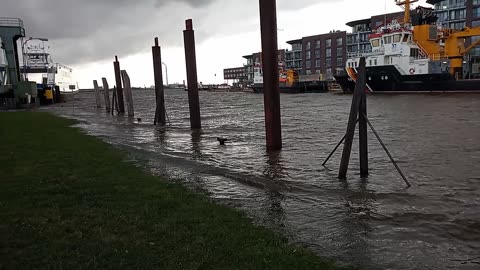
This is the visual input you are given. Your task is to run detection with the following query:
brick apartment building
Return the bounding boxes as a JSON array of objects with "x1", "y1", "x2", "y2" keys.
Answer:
[{"x1": 285, "y1": 31, "x2": 347, "y2": 80}]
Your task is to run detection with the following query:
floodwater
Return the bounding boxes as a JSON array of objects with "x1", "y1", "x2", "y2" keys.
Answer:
[{"x1": 45, "y1": 89, "x2": 480, "y2": 269}]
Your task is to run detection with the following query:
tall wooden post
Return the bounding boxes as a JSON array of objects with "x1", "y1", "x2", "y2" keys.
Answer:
[
  {"x1": 121, "y1": 70, "x2": 134, "y2": 117},
  {"x1": 101, "y1": 78, "x2": 111, "y2": 113},
  {"x1": 113, "y1": 56, "x2": 125, "y2": 114},
  {"x1": 259, "y1": 0, "x2": 282, "y2": 151},
  {"x1": 359, "y1": 91, "x2": 368, "y2": 177},
  {"x1": 152, "y1": 38, "x2": 166, "y2": 125},
  {"x1": 338, "y1": 57, "x2": 366, "y2": 179},
  {"x1": 183, "y1": 19, "x2": 201, "y2": 129},
  {"x1": 93, "y1": 80, "x2": 102, "y2": 108}
]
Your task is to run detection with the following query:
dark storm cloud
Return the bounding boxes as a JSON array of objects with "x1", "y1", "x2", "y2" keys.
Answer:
[{"x1": 2, "y1": 0, "x2": 323, "y2": 65}]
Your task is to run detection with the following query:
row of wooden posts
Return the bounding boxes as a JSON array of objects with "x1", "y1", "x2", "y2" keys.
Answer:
[{"x1": 89, "y1": 0, "x2": 410, "y2": 187}]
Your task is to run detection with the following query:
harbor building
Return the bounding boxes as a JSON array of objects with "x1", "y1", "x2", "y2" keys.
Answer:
[
  {"x1": 427, "y1": 0, "x2": 480, "y2": 76},
  {"x1": 285, "y1": 31, "x2": 347, "y2": 80},
  {"x1": 223, "y1": 67, "x2": 246, "y2": 86}
]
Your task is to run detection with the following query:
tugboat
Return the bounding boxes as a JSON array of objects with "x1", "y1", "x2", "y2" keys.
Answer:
[
  {"x1": 252, "y1": 61, "x2": 329, "y2": 93},
  {"x1": 334, "y1": 0, "x2": 480, "y2": 92}
]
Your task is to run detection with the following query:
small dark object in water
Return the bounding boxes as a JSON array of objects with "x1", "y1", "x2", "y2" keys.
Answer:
[
  {"x1": 137, "y1": 118, "x2": 142, "y2": 122},
  {"x1": 217, "y1": 137, "x2": 228, "y2": 145}
]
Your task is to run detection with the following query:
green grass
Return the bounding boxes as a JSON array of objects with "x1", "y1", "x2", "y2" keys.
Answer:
[{"x1": 0, "y1": 112, "x2": 346, "y2": 270}]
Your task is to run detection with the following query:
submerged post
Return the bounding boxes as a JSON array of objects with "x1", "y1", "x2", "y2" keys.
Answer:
[
  {"x1": 338, "y1": 57, "x2": 366, "y2": 179},
  {"x1": 93, "y1": 80, "x2": 102, "y2": 108},
  {"x1": 101, "y1": 78, "x2": 111, "y2": 113},
  {"x1": 183, "y1": 19, "x2": 201, "y2": 129},
  {"x1": 113, "y1": 56, "x2": 126, "y2": 114},
  {"x1": 121, "y1": 70, "x2": 134, "y2": 117},
  {"x1": 152, "y1": 38, "x2": 166, "y2": 125},
  {"x1": 259, "y1": 0, "x2": 282, "y2": 151}
]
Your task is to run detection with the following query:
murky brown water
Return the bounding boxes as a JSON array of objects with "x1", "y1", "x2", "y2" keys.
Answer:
[{"x1": 44, "y1": 89, "x2": 480, "y2": 269}]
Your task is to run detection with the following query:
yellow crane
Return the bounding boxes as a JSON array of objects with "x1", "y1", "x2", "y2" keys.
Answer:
[{"x1": 395, "y1": 0, "x2": 480, "y2": 77}]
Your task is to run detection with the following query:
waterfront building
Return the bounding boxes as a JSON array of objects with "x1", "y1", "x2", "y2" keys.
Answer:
[{"x1": 285, "y1": 31, "x2": 347, "y2": 80}]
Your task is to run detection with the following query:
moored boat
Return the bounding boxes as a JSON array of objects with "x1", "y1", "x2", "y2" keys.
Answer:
[{"x1": 334, "y1": 0, "x2": 480, "y2": 93}]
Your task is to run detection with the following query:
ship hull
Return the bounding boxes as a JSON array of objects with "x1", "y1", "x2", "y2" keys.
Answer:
[
  {"x1": 252, "y1": 81, "x2": 328, "y2": 94},
  {"x1": 334, "y1": 66, "x2": 480, "y2": 93}
]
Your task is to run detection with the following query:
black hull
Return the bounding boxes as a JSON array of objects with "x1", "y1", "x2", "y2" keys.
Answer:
[
  {"x1": 334, "y1": 65, "x2": 480, "y2": 93},
  {"x1": 252, "y1": 81, "x2": 329, "y2": 94}
]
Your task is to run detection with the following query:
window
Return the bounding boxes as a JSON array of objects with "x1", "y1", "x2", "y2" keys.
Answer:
[
  {"x1": 316, "y1": 40, "x2": 321, "y2": 48},
  {"x1": 326, "y1": 48, "x2": 331, "y2": 57},
  {"x1": 337, "y1": 57, "x2": 344, "y2": 67},
  {"x1": 337, "y1": 47, "x2": 343, "y2": 56},
  {"x1": 306, "y1": 42, "x2": 311, "y2": 50},
  {"x1": 384, "y1": 35, "x2": 392, "y2": 44},
  {"x1": 337, "y1": 37, "x2": 343, "y2": 46},
  {"x1": 315, "y1": 59, "x2": 321, "y2": 68},
  {"x1": 393, "y1": 34, "x2": 401, "y2": 43},
  {"x1": 306, "y1": 70, "x2": 312, "y2": 75},
  {"x1": 371, "y1": 39, "x2": 380, "y2": 47},
  {"x1": 315, "y1": 49, "x2": 321, "y2": 58},
  {"x1": 306, "y1": 60, "x2": 311, "y2": 68},
  {"x1": 474, "y1": 0, "x2": 480, "y2": 5},
  {"x1": 315, "y1": 69, "x2": 321, "y2": 74},
  {"x1": 473, "y1": 20, "x2": 480, "y2": 28},
  {"x1": 325, "y1": 39, "x2": 331, "y2": 48},
  {"x1": 306, "y1": 51, "x2": 311, "y2": 60},
  {"x1": 474, "y1": 7, "x2": 480, "y2": 18},
  {"x1": 326, "y1": 58, "x2": 331, "y2": 67},
  {"x1": 402, "y1": 34, "x2": 409, "y2": 43}
]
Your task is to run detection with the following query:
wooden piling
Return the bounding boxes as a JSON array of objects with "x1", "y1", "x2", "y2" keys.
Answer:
[
  {"x1": 101, "y1": 78, "x2": 111, "y2": 113},
  {"x1": 359, "y1": 84, "x2": 368, "y2": 177},
  {"x1": 113, "y1": 56, "x2": 126, "y2": 114},
  {"x1": 93, "y1": 80, "x2": 102, "y2": 108},
  {"x1": 121, "y1": 70, "x2": 134, "y2": 117},
  {"x1": 152, "y1": 38, "x2": 166, "y2": 125},
  {"x1": 338, "y1": 57, "x2": 366, "y2": 179},
  {"x1": 259, "y1": 0, "x2": 282, "y2": 151},
  {"x1": 183, "y1": 19, "x2": 201, "y2": 129}
]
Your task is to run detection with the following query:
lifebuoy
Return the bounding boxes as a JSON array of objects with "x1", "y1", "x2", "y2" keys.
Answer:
[{"x1": 409, "y1": 68, "x2": 415, "y2": 75}]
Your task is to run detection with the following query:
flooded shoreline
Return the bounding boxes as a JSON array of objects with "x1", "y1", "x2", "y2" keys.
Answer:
[{"x1": 44, "y1": 89, "x2": 480, "y2": 269}]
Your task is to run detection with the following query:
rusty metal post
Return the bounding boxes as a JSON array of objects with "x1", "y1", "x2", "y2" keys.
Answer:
[
  {"x1": 152, "y1": 38, "x2": 166, "y2": 125},
  {"x1": 101, "y1": 78, "x2": 111, "y2": 113},
  {"x1": 359, "y1": 90, "x2": 368, "y2": 177},
  {"x1": 113, "y1": 56, "x2": 125, "y2": 114},
  {"x1": 183, "y1": 19, "x2": 201, "y2": 129},
  {"x1": 259, "y1": 0, "x2": 282, "y2": 151},
  {"x1": 121, "y1": 70, "x2": 134, "y2": 117},
  {"x1": 338, "y1": 57, "x2": 366, "y2": 179},
  {"x1": 93, "y1": 80, "x2": 102, "y2": 108}
]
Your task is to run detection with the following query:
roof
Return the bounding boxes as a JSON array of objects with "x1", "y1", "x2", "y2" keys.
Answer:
[
  {"x1": 346, "y1": 18, "x2": 371, "y2": 27},
  {"x1": 286, "y1": 39, "x2": 302, "y2": 45}
]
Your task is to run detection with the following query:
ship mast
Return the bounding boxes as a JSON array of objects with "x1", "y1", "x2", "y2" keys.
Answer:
[{"x1": 395, "y1": 0, "x2": 419, "y2": 24}]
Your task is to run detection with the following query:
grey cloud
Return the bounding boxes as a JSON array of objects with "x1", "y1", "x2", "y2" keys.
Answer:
[{"x1": 2, "y1": 0, "x2": 326, "y2": 65}]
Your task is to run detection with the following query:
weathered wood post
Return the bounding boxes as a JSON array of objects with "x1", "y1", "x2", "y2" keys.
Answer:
[
  {"x1": 259, "y1": 0, "x2": 282, "y2": 151},
  {"x1": 359, "y1": 86, "x2": 368, "y2": 177},
  {"x1": 152, "y1": 37, "x2": 166, "y2": 125},
  {"x1": 183, "y1": 19, "x2": 201, "y2": 129},
  {"x1": 93, "y1": 80, "x2": 102, "y2": 108},
  {"x1": 101, "y1": 78, "x2": 111, "y2": 113},
  {"x1": 338, "y1": 57, "x2": 366, "y2": 179},
  {"x1": 121, "y1": 70, "x2": 134, "y2": 117},
  {"x1": 113, "y1": 56, "x2": 126, "y2": 114}
]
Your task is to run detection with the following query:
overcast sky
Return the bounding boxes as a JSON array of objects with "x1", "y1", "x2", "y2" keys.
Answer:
[{"x1": 4, "y1": 0, "x2": 428, "y2": 88}]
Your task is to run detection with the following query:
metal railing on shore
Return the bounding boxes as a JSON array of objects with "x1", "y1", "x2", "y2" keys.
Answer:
[{"x1": 0, "y1": 17, "x2": 24, "y2": 28}]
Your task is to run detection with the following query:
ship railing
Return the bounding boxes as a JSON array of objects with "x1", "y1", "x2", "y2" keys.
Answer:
[
  {"x1": 347, "y1": 49, "x2": 384, "y2": 58},
  {"x1": 0, "y1": 17, "x2": 24, "y2": 28}
]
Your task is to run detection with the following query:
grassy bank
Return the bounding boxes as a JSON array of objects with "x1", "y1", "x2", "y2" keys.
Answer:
[{"x1": 0, "y1": 112, "x2": 344, "y2": 269}]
